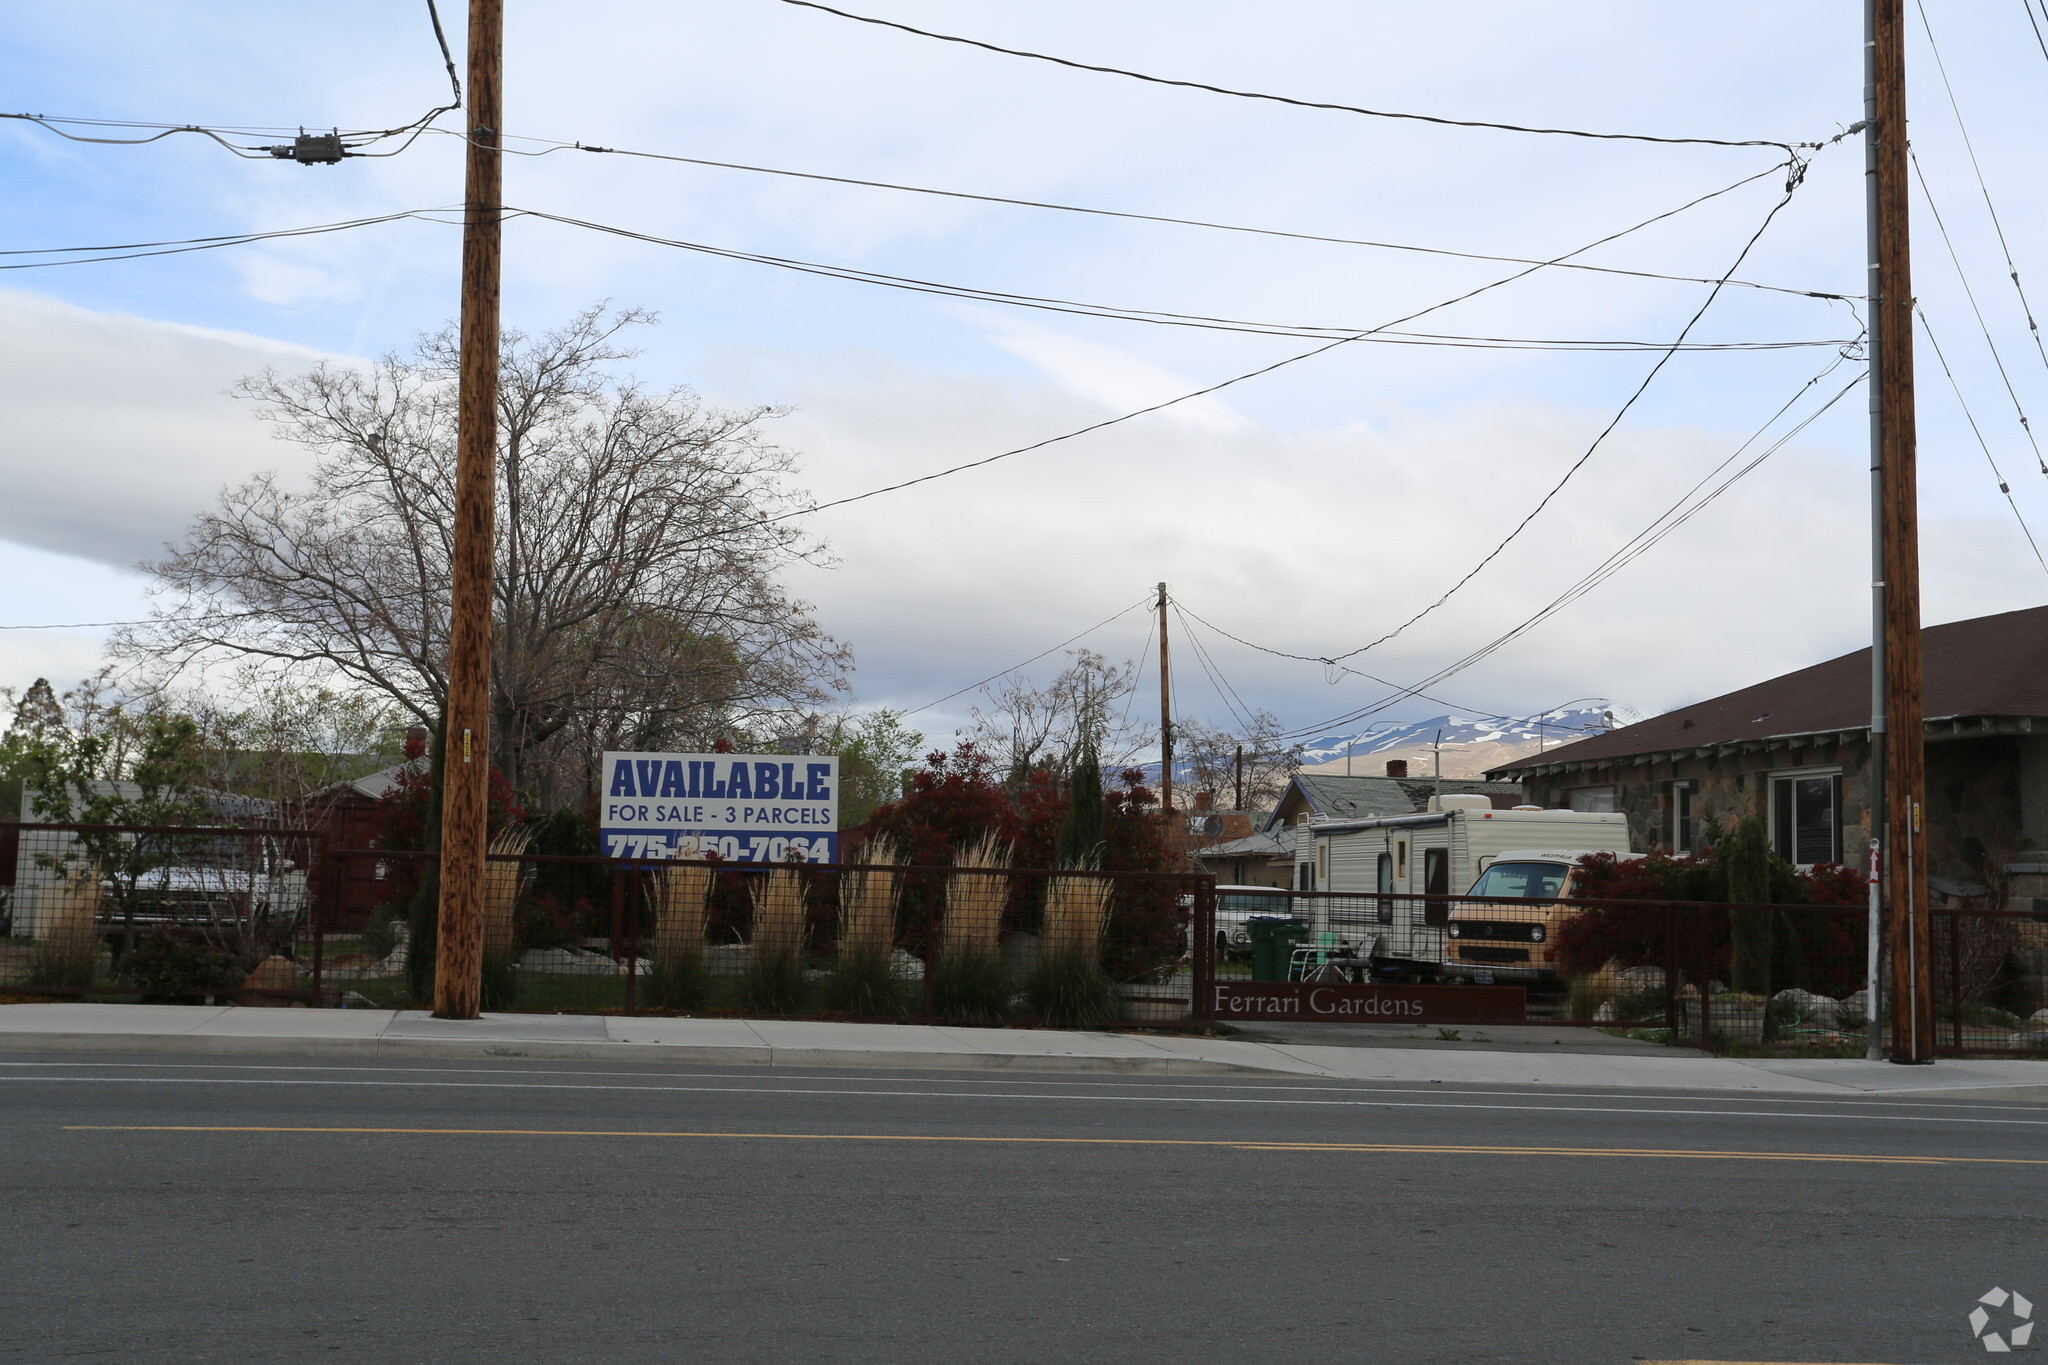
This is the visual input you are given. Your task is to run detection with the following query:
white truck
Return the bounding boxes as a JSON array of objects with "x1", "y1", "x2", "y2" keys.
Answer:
[{"x1": 1288, "y1": 795, "x2": 1632, "y2": 980}]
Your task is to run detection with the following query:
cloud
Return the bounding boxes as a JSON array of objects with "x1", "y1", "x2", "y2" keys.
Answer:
[
  {"x1": 764, "y1": 351, "x2": 2045, "y2": 737},
  {"x1": 0, "y1": 288, "x2": 330, "y2": 569}
]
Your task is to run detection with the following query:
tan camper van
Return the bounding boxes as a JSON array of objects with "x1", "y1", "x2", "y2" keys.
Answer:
[{"x1": 1293, "y1": 797, "x2": 1631, "y2": 978}]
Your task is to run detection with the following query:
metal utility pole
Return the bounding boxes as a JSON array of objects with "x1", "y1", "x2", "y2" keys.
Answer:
[
  {"x1": 1866, "y1": 0, "x2": 1931, "y2": 1062},
  {"x1": 1156, "y1": 582, "x2": 1174, "y2": 816},
  {"x1": 433, "y1": 0, "x2": 503, "y2": 1020}
]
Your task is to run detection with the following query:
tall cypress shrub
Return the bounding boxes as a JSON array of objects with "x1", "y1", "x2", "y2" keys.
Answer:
[
  {"x1": 1723, "y1": 815, "x2": 1774, "y2": 995},
  {"x1": 1056, "y1": 738, "x2": 1105, "y2": 870}
]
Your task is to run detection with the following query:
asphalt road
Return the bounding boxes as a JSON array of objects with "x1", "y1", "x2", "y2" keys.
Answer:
[{"x1": 2, "y1": 1054, "x2": 2043, "y2": 1364}]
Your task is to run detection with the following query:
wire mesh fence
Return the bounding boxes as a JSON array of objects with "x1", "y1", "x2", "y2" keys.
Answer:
[
  {"x1": 0, "y1": 822, "x2": 324, "y2": 1004},
  {"x1": 315, "y1": 848, "x2": 1214, "y2": 1029},
  {"x1": 4, "y1": 819, "x2": 2043, "y2": 1052}
]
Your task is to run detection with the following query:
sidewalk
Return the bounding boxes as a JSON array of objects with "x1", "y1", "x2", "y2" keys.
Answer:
[{"x1": 3, "y1": 1002, "x2": 2046, "y2": 1095}]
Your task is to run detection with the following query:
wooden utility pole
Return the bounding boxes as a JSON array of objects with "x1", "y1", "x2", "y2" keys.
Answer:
[
  {"x1": 1156, "y1": 582, "x2": 1173, "y2": 816},
  {"x1": 433, "y1": 0, "x2": 503, "y2": 1020},
  {"x1": 1233, "y1": 744, "x2": 1244, "y2": 812},
  {"x1": 1867, "y1": 0, "x2": 1932, "y2": 1061}
]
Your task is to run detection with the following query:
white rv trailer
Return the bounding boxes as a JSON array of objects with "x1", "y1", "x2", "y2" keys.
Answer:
[{"x1": 1289, "y1": 795, "x2": 1632, "y2": 978}]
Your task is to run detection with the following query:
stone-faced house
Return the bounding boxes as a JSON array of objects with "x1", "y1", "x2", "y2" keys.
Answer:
[{"x1": 1485, "y1": 605, "x2": 2048, "y2": 890}]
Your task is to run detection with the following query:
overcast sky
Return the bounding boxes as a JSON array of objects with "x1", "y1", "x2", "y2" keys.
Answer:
[{"x1": 4, "y1": 1, "x2": 2047, "y2": 747}]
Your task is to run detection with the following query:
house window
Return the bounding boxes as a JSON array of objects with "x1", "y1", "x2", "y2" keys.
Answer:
[
  {"x1": 1770, "y1": 771, "x2": 1842, "y2": 865},
  {"x1": 1567, "y1": 786, "x2": 1616, "y2": 813},
  {"x1": 1670, "y1": 782, "x2": 1697, "y2": 854}
]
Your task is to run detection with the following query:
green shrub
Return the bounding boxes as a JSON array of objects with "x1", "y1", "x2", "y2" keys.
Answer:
[
  {"x1": 115, "y1": 929, "x2": 242, "y2": 1001},
  {"x1": 1024, "y1": 944, "x2": 1119, "y2": 1028},
  {"x1": 930, "y1": 946, "x2": 1010, "y2": 1025},
  {"x1": 361, "y1": 903, "x2": 404, "y2": 961},
  {"x1": 643, "y1": 949, "x2": 712, "y2": 1012},
  {"x1": 822, "y1": 947, "x2": 903, "y2": 1017}
]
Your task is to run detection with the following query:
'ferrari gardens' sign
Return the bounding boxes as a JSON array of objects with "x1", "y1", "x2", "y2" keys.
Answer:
[{"x1": 599, "y1": 751, "x2": 839, "y2": 862}]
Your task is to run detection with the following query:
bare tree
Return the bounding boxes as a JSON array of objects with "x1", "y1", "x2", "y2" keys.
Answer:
[
  {"x1": 1173, "y1": 713, "x2": 1301, "y2": 811},
  {"x1": 117, "y1": 307, "x2": 850, "y2": 808},
  {"x1": 965, "y1": 649, "x2": 1150, "y2": 777}
]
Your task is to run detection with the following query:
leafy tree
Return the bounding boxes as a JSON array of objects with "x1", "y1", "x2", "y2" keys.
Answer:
[{"x1": 831, "y1": 709, "x2": 925, "y2": 829}]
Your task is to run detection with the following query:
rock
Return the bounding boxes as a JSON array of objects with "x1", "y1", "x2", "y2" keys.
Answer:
[
  {"x1": 1593, "y1": 1001, "x2": 1617, "y2": 1022},
  {"x1": 1615, "y1": 965, "x2": 1666, "y2": 991},
  {"x1": 889, "y1": 948, "x2": 925, "y2": 982},
  {"x1": 619, "y1": 957, "x2": 650, "y2": 977},
  {"x1": 1772, "y1": 988, "x2": 1841, "y2": 1029},
  {"x1": 520, "y1": 947, "x2": 604, "y2": 973},
  {"x1": 243, "y1": 956, "x2": 301, "y2": 991},
  {"x1": 340, "y1": 991, "x2": 376, "y2": 1008},
  {"x1": 2031, "y1": 1008, "x2": 2048, "y2": 1025},
  {"x1": 2009, "y1": 1029, "x2": 2048, "y2": 1050}
]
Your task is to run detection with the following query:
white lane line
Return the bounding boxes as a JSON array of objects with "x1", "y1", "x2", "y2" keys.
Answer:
[
  {"x1": 6, "y1": 1074, "x2": 2048, "y2": 1127},
  {"x1": 1, "y1": 1059, "x2": 2040, "y2": 1112}
]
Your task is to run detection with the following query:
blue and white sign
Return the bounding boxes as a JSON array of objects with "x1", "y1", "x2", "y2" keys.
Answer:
[{"x1": 599, "y1": 751, "x2": 839, "y2": 863}]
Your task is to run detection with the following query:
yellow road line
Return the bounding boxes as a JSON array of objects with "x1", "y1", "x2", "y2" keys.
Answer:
[{"x1": 59, "y1": 1126, "x2": 2048, "y2": 1166}]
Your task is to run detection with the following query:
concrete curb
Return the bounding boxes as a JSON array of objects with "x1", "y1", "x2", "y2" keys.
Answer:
[{"x1": 0, "y1": 1029, "x2": 1293, "y2": 1077}]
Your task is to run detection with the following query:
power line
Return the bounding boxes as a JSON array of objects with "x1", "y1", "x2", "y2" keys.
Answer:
[
  {"x1": 3, "y1": 2, "x2": 465, "y2": 163},
  {"x1": 1215, "y1": 160, "x2": 1819, "y2": 671},
  {"x1": 759, "y1": 161, "x2": 1804, "y2": 526},
  {"x1": 773, "y1": 0, "x2": 1815, "y2": 153},
  {"x1": 0, "y1": 209, "x2": 461, "y2": 271},
  {"x1": 1916, "y1": 307, "x2": 2048, "y2": 575},
  {"x1": 899, "y1": 596, "x2": 1153, "y2": 717},
  {"x1": 1917, "y1": 0, "x2": 2048, "y2": 395},
  {"x1": 425, "y1": 0, "x2": 463, "y2": 107},
  {"x1": 1909, "y1": 150, "x2": 2048, "y2": 473},
  {"x1": 516, "y1": 205, "x2": 1847, "y2": 351},
  {"x1": 1913, "y1": 3, "x2": 2048, "y2": 462},
  {"x1": 537, "y1": 138, "x2": 1844, "y2": 301},
  {"x1": 1262, "y1": 365, "x2": 1869, "y2": 742}
]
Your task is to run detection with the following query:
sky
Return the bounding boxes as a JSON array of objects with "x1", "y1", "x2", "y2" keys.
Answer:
[{"x1": 4, "y1": 0, "x2": 2048, "y2": 752}]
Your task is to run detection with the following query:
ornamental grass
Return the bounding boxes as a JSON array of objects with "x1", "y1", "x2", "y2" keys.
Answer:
[
  {"x1": 932, "y1": 834, "x2": 1012, "y2": 1025},
  {"x1": 646, "y1": 858, "x2": 715, "y2": 1011},
  {"x1": 480, "y1": 826, "x2": 531, "y2": 1011},
  {"x1": 1027, "y1": 871, "x2": 1120, "y2": 1028},
  {"x1": 742, "y1": 867, "x2": 810, "y2": 1014},
  {"x1": 29, "y1": 867, "x2": 102, "y2": 989},
  {"x1": 825, "y1": 841, "x2": 903, "y2": 1016}
]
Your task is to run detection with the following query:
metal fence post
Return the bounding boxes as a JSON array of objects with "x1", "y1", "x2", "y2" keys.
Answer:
[
  {"x1": 1947, "y1": 911, "x2": 1962, "y2": 1053},
  {"x1": 1191, "y1": 875, "x2": 1216, "y2": 1027},
  {"x1": 624, "y1": 865, "x2": 638, "y2": 1014},
  {"x1": 1663, "y1": 902, "x2": 1679, "y2": 1041}
]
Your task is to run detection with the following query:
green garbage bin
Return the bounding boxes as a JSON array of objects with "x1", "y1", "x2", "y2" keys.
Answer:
[{"x1": 1248, "y1": 916, "x2": 1307, "y2": 982}]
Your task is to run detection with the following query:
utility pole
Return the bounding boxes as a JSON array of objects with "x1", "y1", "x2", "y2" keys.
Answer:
[
  {"x1": 433, "y1": 0, "x2": 503, "y2": 1020},
  {"x1": 1233, "y1": 744, "x2": 1244, "y2": 812},
  {"x1": 1867, "y1": 0, "x2": 1931, "y2": 1062},
  {"x1": 1156, "y1": 582, "x2": 1173, "y2": 817}
]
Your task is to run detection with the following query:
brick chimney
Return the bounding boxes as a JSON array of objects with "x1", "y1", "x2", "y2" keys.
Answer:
[
  {"x1": 1194, "y1": 790, "x2": 1214, "y2": 812},
  {"x1": 1385, "y1": 759, "x2": 1408, "y2": 778}
]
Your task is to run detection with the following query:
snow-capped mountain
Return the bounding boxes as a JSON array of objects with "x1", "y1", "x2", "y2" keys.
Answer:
[
  {"x1": 1294, "y1": 706, "x2": 1618, "y2": 770},
  {"x1": 1136, "y1": 705, "x2": 1621, "y2": 796}
]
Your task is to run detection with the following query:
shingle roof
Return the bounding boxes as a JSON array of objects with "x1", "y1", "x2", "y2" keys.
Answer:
[
  {"x1": 1488, "y1": 603, "x2": 2048, "y2": 776},
  {"x1": 1195, "y1": 827, "x2": 1296, "y2": 859},
  {"x1": 1268, "y1": 773, "x2": 1523, "y2": 829}
]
